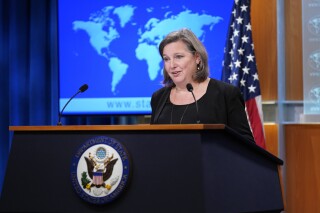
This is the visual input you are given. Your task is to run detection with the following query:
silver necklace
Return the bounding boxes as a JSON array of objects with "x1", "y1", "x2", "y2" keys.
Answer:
[{"x1": 170, "y1": 104, "x2": 189, "y2": 124}]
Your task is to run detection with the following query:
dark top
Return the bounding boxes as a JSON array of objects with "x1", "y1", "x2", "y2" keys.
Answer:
[{"x1": 150, "y1": 78, "x2": 255, "y2": 143}]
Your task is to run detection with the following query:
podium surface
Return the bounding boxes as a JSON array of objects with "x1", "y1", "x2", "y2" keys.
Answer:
[{"x1": 1, "y1": 124, "x2": 283, "y2": 213}]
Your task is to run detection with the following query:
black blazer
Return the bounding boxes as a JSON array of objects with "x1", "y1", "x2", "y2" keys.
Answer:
[{"x1": 150, "y1": 78, "x2": 255, "y2": 143}]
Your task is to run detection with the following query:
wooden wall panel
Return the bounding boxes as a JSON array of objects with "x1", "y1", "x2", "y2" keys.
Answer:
[
  {"x1": 264, "y1": 124, "x2": 279, "y2": 157},
  {"x1": 285, "y1": 124, "x2": 320, "y2": 213},
  {"x1": 285, "y1": 0, "x2": 303, "y2": 100},
  {"x1": 251, "y1": 0, "x2": 304, "y2": 101},
  {"x1": 251, "y1": 0, "x2": 278, "y2": 100}
]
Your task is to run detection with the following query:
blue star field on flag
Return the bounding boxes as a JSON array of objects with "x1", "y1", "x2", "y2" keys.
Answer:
[{"x1": 221, "y1": 0, "x2": 261, "y2": 101}]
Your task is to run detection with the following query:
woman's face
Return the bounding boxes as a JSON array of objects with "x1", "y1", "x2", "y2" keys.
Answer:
[{"x1": 162, "y1": 40, "x2": 199, "y2": 85}]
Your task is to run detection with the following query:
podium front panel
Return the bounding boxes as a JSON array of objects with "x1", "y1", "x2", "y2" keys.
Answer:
[{"x1": 1, "y1": 125, "x2": 283, "y2": 213}]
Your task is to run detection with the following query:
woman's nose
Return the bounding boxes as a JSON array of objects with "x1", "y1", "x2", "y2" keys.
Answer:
[{"x1": 170, "y1": 59, "x2": 176, "y2": 68}]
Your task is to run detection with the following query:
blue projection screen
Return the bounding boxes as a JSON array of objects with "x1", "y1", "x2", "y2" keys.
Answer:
[{"x1": 58, "y1": 0, "x2": 233, "y2": 115}]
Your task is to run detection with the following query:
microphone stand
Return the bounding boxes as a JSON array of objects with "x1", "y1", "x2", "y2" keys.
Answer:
[
  {"x1": 57, "y1": 84, "x2": 88, "y2": 126},
  {"x1": 186, "y1": 83, "x2": 201, "y2": 124}
]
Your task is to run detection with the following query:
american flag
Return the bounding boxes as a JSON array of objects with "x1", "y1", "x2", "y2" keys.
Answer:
[{"x1": 221, "y1": 0, "x2": 266, "y2": 149}]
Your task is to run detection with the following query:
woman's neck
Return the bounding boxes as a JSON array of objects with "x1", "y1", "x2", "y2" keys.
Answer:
[
  {"x1": 175, "y1": 82, "x2": 200, "y2": 92},
  {"x1": 171, "y1": 78, "x2": 210, "y2": 105}
]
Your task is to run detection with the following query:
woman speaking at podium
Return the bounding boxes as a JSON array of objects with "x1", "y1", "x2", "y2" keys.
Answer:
[{"x1": 150, "y1": 28, "x2": 255, "y2": 144}]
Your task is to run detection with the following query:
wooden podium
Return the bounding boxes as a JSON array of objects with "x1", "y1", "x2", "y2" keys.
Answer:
[{"x1": 0, "y1": 124, "x2": 284, "y2": 213}]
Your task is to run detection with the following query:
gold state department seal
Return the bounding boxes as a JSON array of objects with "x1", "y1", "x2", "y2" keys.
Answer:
[{"x1": 70, "y1": 136, "x2": 130, "y2": 204}]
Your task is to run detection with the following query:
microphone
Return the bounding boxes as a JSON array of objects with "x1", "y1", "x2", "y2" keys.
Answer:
[
  {"x1": 57, "y1": 84, "x2": 88, "y2": 126},
  {"x1": 186, "y1": 83, "x2": 200, "y2": 124}
]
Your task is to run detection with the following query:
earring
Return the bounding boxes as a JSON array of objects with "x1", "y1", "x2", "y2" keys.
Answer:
[{"x1": 197, "y1": 63, "x2": 200, "y2": 71}]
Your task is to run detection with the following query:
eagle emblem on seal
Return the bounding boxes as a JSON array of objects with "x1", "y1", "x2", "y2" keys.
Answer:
[{"x1": 81, "y1": 146, "x2": 119, "y2": 196}]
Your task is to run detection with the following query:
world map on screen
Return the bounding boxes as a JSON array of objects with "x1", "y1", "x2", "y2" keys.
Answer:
[
  {"x1": 72, "y1": 5, "x2": 222, "y2": 93},
  {"x1": 59, "y1": 1, "x2": 233, "y2": 114}
]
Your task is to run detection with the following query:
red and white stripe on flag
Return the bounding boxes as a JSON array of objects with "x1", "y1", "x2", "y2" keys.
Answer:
[{"x1": 245, "y1": 95, "x2": 266, "y2": 149}]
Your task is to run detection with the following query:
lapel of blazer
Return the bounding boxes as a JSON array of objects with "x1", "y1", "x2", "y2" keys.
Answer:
[{"x1": 153, "y1": 87, "x2": 171, "y2": 123}]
